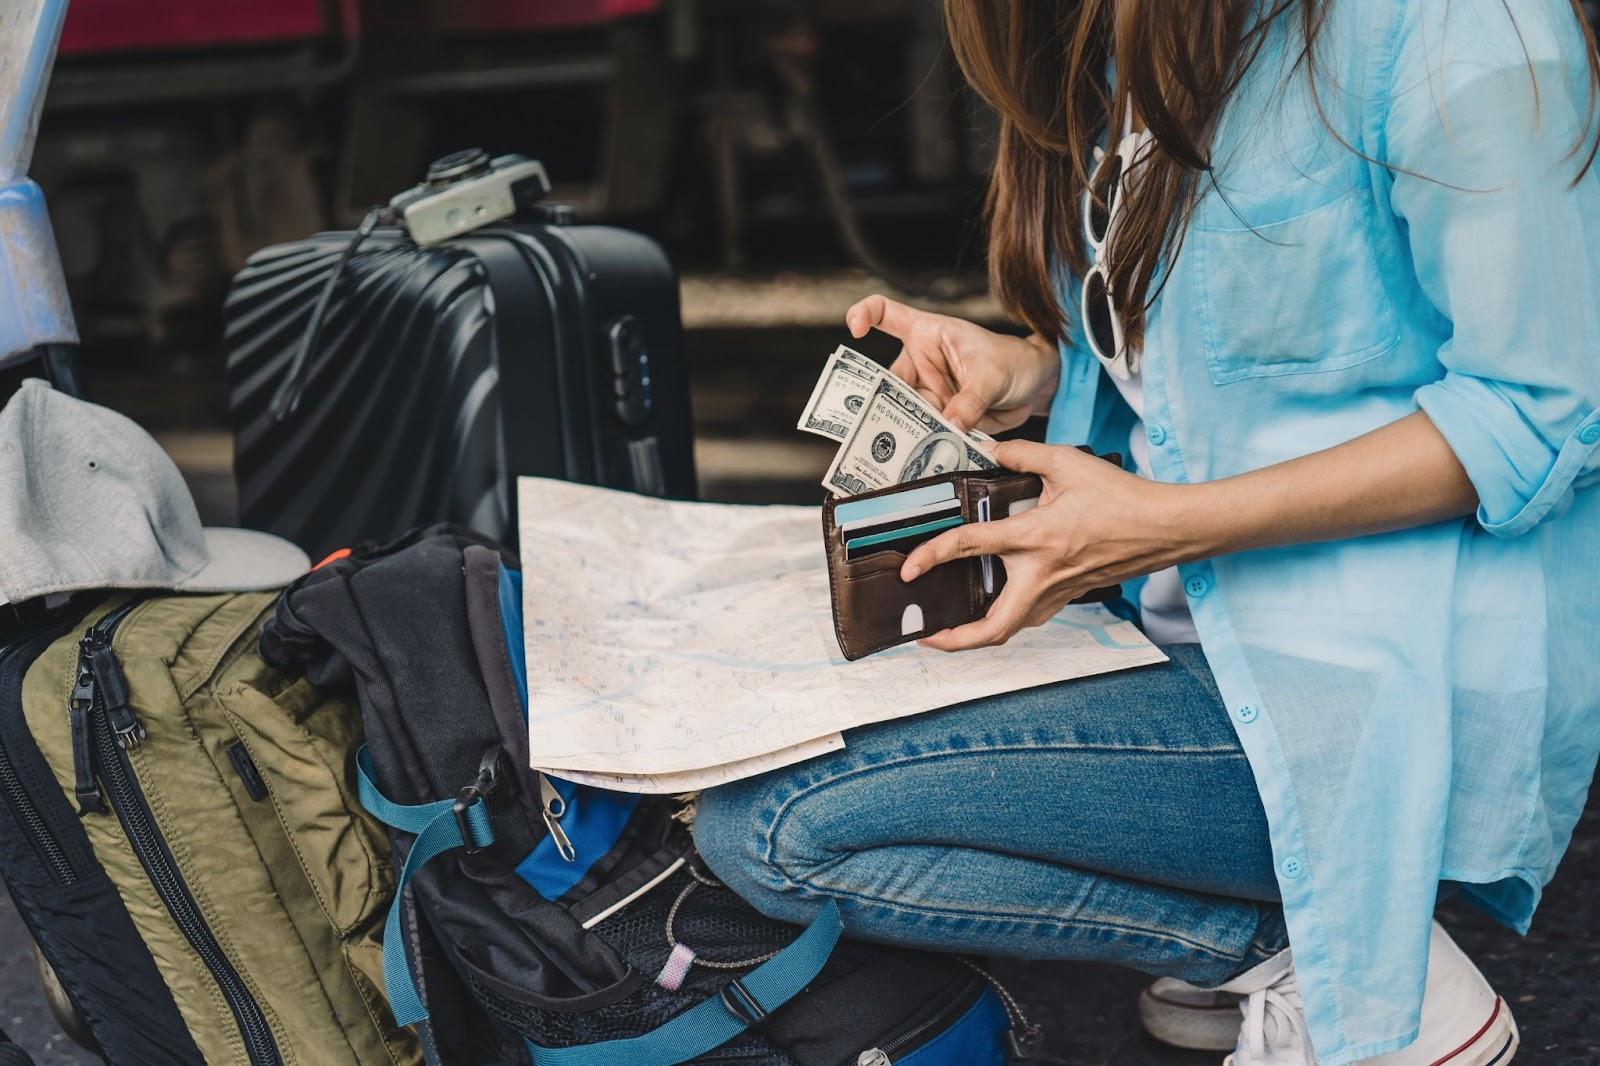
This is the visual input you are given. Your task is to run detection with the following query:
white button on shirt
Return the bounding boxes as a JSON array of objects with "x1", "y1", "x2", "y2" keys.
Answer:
[
  {"x1": 1103, "y1": 366, "x2": 1201, "y2": 645},
  {"x1": 1050, "y1": 4, "x2": 1600, "y2": 1061},
  {"x1": 1096, "y1": 117, "x2": 1201, "y2": 646}
]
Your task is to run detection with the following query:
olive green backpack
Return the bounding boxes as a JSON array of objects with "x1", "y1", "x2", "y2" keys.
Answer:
[{"x1": 19, "y1": 591, "x2": 421, "y2": 1066}]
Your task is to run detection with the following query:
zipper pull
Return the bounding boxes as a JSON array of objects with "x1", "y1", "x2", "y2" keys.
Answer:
[
  {"x1": 68, "y1": 650, "x2": 105, "y2": 816},
  {"x1": 538, "y1": 773, "x2": 577, "y2": 862},
  {"x1": 960, "y1": 957, "x2": 1041, "y2": 1059},
  {"x1": 86, "y1": 642, "x2": 144, "y2": 751},
  {"x1": 1007, "y1": 1025, "x2": 1042, "y2": 1060}
]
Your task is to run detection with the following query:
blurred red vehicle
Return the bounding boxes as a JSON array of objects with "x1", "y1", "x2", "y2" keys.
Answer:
[
  {"x1": 59, "y1": 0, "x2": 332, "y2": 54},
  {"x1": 57, "y1": 0, "x2": 658, "y2": 54},
  {"x1": 40, "y1": 0, "x2": 667, "y2": 361}
]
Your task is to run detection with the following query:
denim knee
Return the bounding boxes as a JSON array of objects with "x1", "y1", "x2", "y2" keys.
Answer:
[{"x1": 692, "y1": 777, "x2": 826, "y2": 924}]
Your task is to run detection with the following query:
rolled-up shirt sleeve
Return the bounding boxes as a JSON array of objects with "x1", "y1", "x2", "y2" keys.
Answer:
[{"x1": 1385, "y1": 0, "x2": 1600, "y2": 536}]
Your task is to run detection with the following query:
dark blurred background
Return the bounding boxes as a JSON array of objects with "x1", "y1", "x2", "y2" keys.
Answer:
[{"x1": 31, "y1": 0, "x2": 1018, "y2": 518}]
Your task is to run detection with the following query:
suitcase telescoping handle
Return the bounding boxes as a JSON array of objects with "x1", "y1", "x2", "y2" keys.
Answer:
[
  {"x1": 270, "y1": 150, "x2": 557, "y2": 422},
  {"x1": 270, "y1": 205, "x2": 385, "y2": 421}
]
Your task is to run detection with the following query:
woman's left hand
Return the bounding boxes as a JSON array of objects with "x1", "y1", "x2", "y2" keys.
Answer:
[{"x1": 900, "y1": 440, "x2": 1207, "y2": 651}]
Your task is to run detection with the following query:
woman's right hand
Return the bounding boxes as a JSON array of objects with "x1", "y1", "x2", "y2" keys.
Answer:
[{"x1": 845, "y1": 294, "x2": 1060, "y2": 434}]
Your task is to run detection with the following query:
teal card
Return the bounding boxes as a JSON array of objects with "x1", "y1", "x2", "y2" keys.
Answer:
[{"x1": 844, "y1": 514, "x2": 964, "y2": 556}]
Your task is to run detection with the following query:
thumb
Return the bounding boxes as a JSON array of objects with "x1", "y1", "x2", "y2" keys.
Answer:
[
  {"x1": 846, "y1": 294, "x2": 921, "y2": 340},
  {"x1": 941, "y1": 390, "x2": 989, "y2": 433},
  {"x1": 990, "y1": 439, "x2": 1065, "y2": 476}
]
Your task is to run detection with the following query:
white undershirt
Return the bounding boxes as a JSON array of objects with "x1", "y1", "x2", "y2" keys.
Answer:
[
  {"x1": 1101, "y1": 109, "x2": 1199, "y2": 646},
  {"x1": 1104, "y1": 369, "x2": 1200, "y2": 645}
]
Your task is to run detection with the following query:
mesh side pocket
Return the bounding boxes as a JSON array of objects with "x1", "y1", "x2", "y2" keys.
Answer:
[
  {"x1": 592, "y1": 867, "x2": 801, "y2": 977},
  {"x1": 468, "y1": 866, "x2": 795, "y2": 1062}
]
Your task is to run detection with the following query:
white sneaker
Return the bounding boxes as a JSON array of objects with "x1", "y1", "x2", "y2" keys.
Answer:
[
  {"x1": 1222, "y1": 922, "x2": 1518, "y2": 1066},
  {"x1": 1138, "y1": 977, "x2": 1244, "y2": 1050}
]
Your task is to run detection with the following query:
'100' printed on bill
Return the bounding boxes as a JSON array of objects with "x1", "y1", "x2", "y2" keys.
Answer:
[{"x1": 797, "y1": 345, "x2": 996, "y2": 497}]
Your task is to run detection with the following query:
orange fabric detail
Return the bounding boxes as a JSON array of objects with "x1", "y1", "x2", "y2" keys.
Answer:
[{"x1": 312, "y1": 547, "x2": 353, "y2": 571}]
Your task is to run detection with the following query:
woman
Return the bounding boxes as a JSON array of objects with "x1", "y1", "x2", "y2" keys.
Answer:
[{"x1": 694, "y1": 1, "x2": 1600, "y2": 1063}]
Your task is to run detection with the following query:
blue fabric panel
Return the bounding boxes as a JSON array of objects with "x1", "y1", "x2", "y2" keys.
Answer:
[
  {"x1": 499, "y1": 564, "x2": 640, "y2": 900},
  {"x1": 896, "y1": 990, "x2": 1009, "y2": 1066},
  {"x1": 499, "y1": 564, "x2": 529, "y2": 712}
]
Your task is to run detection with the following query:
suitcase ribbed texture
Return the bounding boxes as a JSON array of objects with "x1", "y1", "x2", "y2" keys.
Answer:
[{"x1": 225, "y1": 233, "x2": 508, "y2": 558}]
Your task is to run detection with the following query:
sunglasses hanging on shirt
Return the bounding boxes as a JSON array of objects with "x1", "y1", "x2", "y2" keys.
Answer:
[{"x1": 1080, "y1": 120, "x2": 1152, "y2": 381}]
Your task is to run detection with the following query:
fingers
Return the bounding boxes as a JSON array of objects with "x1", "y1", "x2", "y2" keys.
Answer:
[
  {"x1": 990, "y1": 439, "x2": 1092, "y2": 478},
  {"x1": 900, "y1": 519, "x2": 1015, "y2": 582},
  {"x1": 888, "y1": 349, "x2": 916, "y2": 385},
  {"x1": 890, "y1": 347, "x2": 955, "y2": 410},
  {"x1": 845, "y1": 294, "x2": 922, "y2": 340},
  {"x1": 941, "y1": 390, "x2": 989, "y2": 433},
  {"x1": 918, "y1": 585, "x2": 1031, "y2": 652}
]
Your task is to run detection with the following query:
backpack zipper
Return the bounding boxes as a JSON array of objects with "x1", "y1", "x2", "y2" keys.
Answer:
[
  {"x1": 863, "y1": 978, "x2": 976, "y2": 1063},
  {"x1": 68, "y1": 599, "x2": 146, "y2": 814},
  {"x1": 72, "y1": 602, "x2": 285, "y2": 1066},
  {"x1": 959, "y1": 958, "x2": 1041, "y2": 1059},
  {"x1": 860, "y1": 962, "x2": 1040, "y2": 1064},
  {"x1": 0, "y1": 636, "x2": 78, "y2": 884}
]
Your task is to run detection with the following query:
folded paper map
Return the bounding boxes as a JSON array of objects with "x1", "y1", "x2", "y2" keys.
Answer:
[{"x1": 521, "y1": 477, "x2": 1166, "y2": 791}]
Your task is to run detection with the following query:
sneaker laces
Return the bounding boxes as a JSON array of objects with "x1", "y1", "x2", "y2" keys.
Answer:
[{"x1": 1240, "y1": 971, "x2": 1309, "y2": 1058}]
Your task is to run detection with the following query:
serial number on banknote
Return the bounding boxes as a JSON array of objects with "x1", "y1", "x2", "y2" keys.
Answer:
[{"x1": 797, "y1": 345, "x2": 996, "y2": 497}]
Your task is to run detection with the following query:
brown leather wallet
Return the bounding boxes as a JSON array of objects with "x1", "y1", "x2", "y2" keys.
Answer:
[{"x1": 822, "y1": 457, "x2": 1122, "y2": 660}]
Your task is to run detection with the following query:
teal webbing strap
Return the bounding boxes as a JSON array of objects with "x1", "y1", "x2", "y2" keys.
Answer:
[
  {"x1": 356, "y1": 747, "x2": 495, "y2": 1027},
  {"x1": 525, "y1": 900, "x2": 843, "y2": 1066}
]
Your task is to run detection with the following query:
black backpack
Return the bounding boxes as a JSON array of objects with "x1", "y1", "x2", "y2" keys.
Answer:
[
  {"x1": 0, "y1": 1026, "x2": 34, "y2": 1066},
  {"x1": 0, "y1": 607, "x2": 204, "y2": 1066},
  {"x1": 260, "y1": 528, "x2": 1037, "y2": 1066}
]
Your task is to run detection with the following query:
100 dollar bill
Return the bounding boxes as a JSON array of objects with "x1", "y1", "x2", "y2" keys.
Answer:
[
  {"x1": 796, "y1": 345, "x2": 884, "y2": 441},
  {"x1": 822, "y1": 374, "x2": 996, "y2": 497}
]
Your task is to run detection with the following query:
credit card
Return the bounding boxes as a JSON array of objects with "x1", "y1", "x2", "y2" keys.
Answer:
[
  {"x1": 977, "y1": 495, "x2": 994, "y2": 593},
  {"x1": 838, "y1": 499, "x2": 960, "y2": 535},
  {"x1": 834, "y1": 482, "x2": 957, "y2": 527},
  {"x1": 843, "y1": 506, "x2": 960, "y2": 548},
  {"x1": 844, "y1": 515, "x2": 964, "y2": 560}
]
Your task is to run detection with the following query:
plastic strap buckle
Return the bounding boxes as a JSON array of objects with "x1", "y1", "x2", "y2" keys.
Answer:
[
  {"x1": 452, "y1": 789, "x2": 487, "y2": 854},
  {"x1": 718, "y1": 977, "x2": 768, "y2": 1027},
  {"x1": 452, "y1": 747, "x2": 504, "y2": 855}
]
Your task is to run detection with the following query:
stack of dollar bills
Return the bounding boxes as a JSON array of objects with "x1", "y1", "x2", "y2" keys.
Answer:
[{"x1": 798, "y1": 345, "x2": 998, "y2": 497}]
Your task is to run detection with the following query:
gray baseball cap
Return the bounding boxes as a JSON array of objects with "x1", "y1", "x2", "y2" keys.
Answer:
[{"x1": 0, "y1": 379, "x2": 309, "y2": 607}]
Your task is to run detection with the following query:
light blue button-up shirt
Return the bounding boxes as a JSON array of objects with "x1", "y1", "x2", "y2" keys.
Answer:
[{"x1": 1046, "y1": 1, "x2": 1600, "y2": 1061}]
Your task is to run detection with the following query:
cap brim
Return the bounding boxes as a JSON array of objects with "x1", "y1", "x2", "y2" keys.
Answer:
[{"x1": 174, "y1": 528, "x2": 311, "y2": 593}]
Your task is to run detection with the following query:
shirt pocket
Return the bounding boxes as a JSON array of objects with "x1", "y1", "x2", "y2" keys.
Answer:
[{"x1": 1191, "y1": 186, "x2": 1400, "y2": 385}]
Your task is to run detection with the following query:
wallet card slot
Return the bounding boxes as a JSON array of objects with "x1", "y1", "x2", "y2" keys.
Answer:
[
  {"x1": 837, "y1": 548, "x2": 911, "y2": 575},
  {"x1": 976, "y1": 494, "x2": 994, "y2": 595},
  {"x1": 844, "y1": 515, "x2": 963, "y2": 561},
  {"x1": 832, "y1": 481, "x2": 959, "y2": 527},
  {"x1": 838, "y1": 499, "x2": 960, "y2": 535},
  {"x1": 829, "y1": 562, "x2": 980, "y2": 660},
  {"x1": 976, "y1": 474, "x2": 1044, "y2": 519}
]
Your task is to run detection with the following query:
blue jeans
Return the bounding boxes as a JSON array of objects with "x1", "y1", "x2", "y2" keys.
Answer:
[{"x1": 693, "y1": 644, "x2": 1289, "y2": 986}]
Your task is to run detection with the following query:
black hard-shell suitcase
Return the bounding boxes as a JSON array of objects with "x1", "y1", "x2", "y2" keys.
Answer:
[
  {"x1": 0, "y1": 1027, "x2": 33, "y2": 1066},
  {"x1": 0, "y1": 611, "x2": 204, "y2": 1066},
  {"x1": 223, "y1": 157, "x2": 696, "y2": 561}
]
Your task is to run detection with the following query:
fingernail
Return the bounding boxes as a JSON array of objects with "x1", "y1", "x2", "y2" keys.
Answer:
[{"x1": 901, "y1": 564, "x2": 921, "y2": 582}]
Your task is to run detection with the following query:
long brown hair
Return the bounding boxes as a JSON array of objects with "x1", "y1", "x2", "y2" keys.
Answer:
[{"x1": 944, "y1": 0, "x2": 1600, "y2": 345}]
